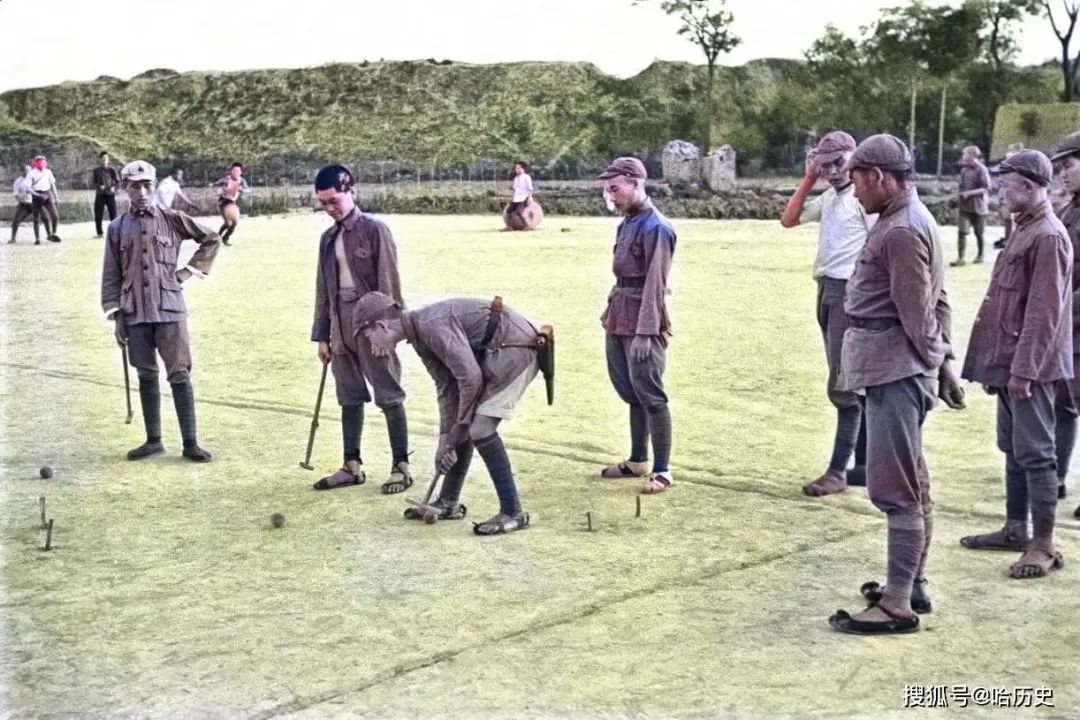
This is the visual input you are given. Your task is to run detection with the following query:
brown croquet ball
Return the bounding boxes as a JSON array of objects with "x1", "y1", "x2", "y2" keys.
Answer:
[
  {"x1": 423, "y1": 511, "x2": 438, "y2": 525},
  {"x1": 271, "y1": 513, "x2": 286, "y2": 528},
  {"x1": 39, "y1": 466, "x2": 53, "y2": 479}
]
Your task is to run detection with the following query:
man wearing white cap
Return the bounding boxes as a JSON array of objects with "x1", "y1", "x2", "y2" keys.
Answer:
[{"x1": 100, "y1": 160, "x2": 221, "y2": 462}]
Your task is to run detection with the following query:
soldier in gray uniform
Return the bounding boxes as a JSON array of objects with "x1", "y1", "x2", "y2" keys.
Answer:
[
  {"x1": 1051, "y1": 131, "x2": 1080, "y2": 517},
  {"x1": 310, "y1": 165, "x2": 413, "y2": 494},
  {"x1": 597, "y1": 157, "x2": 677, "y2": 494},
  {"x1": 827, "y1": 135, "x2": 965, "y2": 635},
  {"x1": 100, "y1": 161, "x2": 220, "y2": 462},
  {"x1": 959, "y1": 151, "x2": 1072, "y2": 580},
  {"x1": 352, "y1": 292, "x2": 551, "y2": 535}
]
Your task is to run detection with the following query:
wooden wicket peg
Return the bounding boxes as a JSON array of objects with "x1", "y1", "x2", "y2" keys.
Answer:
[
  {"x1": 586, "y1": 511, "x2": 593, "y2": 532},
  {"x1": 636, "y1": 495, "x2": 642, "y2": 518},
  {"x1": 44, "y1": 518, "x2": 54, "y2": 551}
]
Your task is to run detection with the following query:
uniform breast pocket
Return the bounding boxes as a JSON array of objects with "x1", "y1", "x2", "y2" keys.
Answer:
[
  {"x1": 159, "y1": 276, "x2": 185, "y2": 313},
  {"x1": 153, "y1": 234, "x2": 175, "y2": 264},
  {"x1": 993, "y1": 253, "x2": 1026, "y2": 290},
  {"x1": 993, "y1": 253, "x2": 1027, "y2": 336},
  {"x1": 629, "y1": 237, "x2": 645, "y2": 259}
]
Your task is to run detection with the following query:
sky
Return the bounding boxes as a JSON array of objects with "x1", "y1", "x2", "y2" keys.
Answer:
[{"x1": 0, "y1": 0, "x2": 1059, "y2": 93}]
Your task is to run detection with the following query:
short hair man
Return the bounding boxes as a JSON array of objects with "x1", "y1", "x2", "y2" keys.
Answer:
[
  {"x1": 28, "y1": 155, "x2": 61, "y2": 242},
  {"x1": 354, "y1": 291, "x2": 546, "y2": 535},
  {"x1": 93, "y1": 151, "x2": 120, "y2": 238},
  {"x1": 597, "y1": 157, "x2": 677, "y2": 494},
  {"x1": 214, "y1": 162, "x2": 251, "y2": 245},
  {"x1": 155, "y1": 167, "x2": 195, "y2": 211},
  {"x1": 828, "y1": 134, "x2": 964, "y2": 635},
  {"x1": 958, "y1": 151, "x2": 1072, "y2": 580},
  {"x1": 100, "y1": 161, "x2": 220, "y2": 462},
  {"x1": 952, "y1": 145, "x2": 991, "y2": 266},
  {"x1": 310, "y1": 164, "x2": 412, "y2": 494},
  {"x1": 781, "y1": 131, "x2": 875, "y2": 496},
  {"x1": 1050, "y1": 131, "x2": 1080, "y2": 518},
  {"x1": 10, "y1": 163, "x2": 40, "y2": 244}
]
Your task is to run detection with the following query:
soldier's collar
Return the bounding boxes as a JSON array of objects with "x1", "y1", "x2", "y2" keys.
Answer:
[
  {"x1": 401, "y1": 311, "x2": 420, "y2": 346},
  {"x1": 877, "y1": 187, "x2": 916, "y2": 219},
  {"x1": 337, "y1": 207, "x2": 362, "y2": 230},
  {"x1": 626, "y1": 198, "x2": 654, "y2": 217},
  {"x1": 1014, "y1": 199, "x2": 1053, "y2": 226},
  {"x1": 129, "y1": 205, "x2": 158, "y2": 218}
]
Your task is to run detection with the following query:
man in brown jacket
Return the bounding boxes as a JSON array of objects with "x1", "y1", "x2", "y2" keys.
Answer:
[
  {"x1": 959, "y1": 151, "x2": 1074, "y2": 580},
  {"x1": 828, "y1": 135, "x2": 965, "y2": 636},
  {"x1": 310, "y1": 165, "x2": 412, "y2": 495},
  {"x1": 597, "y1": 157, "x2": 677, "y2": 495},
  {"x1": 100, "y1": 161, "x2": 220, "y2": 462},
  {"x1": 1051, "y1": 131, "x2": 1080, "y2": 517},
  {"x1": 952, "y1": 145, "x2": 991, "y2": 266},
  {"x1": 352, "y1": 292, "x2": 545, "y2": 535}
]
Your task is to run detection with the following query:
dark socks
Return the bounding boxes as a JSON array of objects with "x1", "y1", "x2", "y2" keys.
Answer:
[
  {"x1": 439, "y1": 441, "x2": 475, "y2": 504},
  {"x1": 648, "y1": 406, "x2": 672, "y2": 473},
  {"x1": 1028, "y1": 469, "x2": 1059, "y2": 545},
  {"x1": 829, "y1": 405, "x2": 862, "y2": 473},
  {"x1": 629, "y1": 404, "x2": 649, "y2": 463},
  {"x1": 383, "y1": 402, "x2": 410, "y2": 465},
  {"x1": 138, "y1": 375, "x2": 161, "y2": 442},
  {"x1": 1056, "y1": 412, "x2": 1075, "y2": 488},
  {"x1": 170, "y1": 381, "x2": 197, "y2": 445},
  {"x1": 475, "y1": 433, "x2": 520, "y2": 516},
  {"x1": 1005, "y1": 455, "x2": 1029, "y2": 525},
  {"x1": 342, "y1": 404, "x2": 363, "y2": 464}
]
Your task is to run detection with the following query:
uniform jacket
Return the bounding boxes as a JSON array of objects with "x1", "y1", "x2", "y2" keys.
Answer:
[
  {"x1": 601, "y1": 199, "x2": 676, "y2": 337},
  {"x1": 101, "y1": 206, "x2": 220, "y2": 324},
  {"x1": 962, "y1": 199, "x2": 1073, "y2": 387},
  {"x1": 311, "y1": 209, "x2": 403, "y2": 343},
  {"x1": 958, "y1": 161, "x2": 991, "y2": 215},
  {"x1": 839, "y1": 189, "x2": 952, "y2": 391},
  {"x1": 402, "y1": 298, "x2": 537, "y2": 433}
]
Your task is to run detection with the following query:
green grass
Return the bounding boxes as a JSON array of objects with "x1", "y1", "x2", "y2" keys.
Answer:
[{"x1": 1, "y1": 212, "x2": 1078, "y2": 719}]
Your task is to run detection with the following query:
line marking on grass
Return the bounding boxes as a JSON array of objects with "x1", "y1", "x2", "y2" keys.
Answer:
[{"x1": 246, "y1": 525, "x2": 878, "y2": 719}]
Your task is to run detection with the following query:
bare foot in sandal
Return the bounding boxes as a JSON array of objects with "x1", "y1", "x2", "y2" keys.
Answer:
[
  {"x1": 381, "y1": 460, "x2": 414, "y2": 494},
  {"x1": 959, "y1": 524, "x2": 1029, "y2": 551},
  {"x1": 803, "y1": 469, "x2": 847, "y2": 497},
  {"x1": 473, "y1": 511, "x2": 530, "y2": 535},
  {"x1": 313, "y1": 460, "x2": 365, "y2": 490},
  {"x1": 600, "y1": 459, "x2": 648, "y2": 479},
  {"x1": 1008, "y1": 546, "x2": 1064, "y2": 579}
]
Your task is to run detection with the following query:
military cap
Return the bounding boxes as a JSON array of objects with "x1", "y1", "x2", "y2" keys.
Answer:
[
  {"x1": 845, "y1": 134, "x2": 913, "y2": 173},
  {"x1": 815, "y1": 131, "x2": 857, "y2": 163},
  {"x1": 990, "y1": 149, "x2": 1052, "y2": 187},
  {"x1": 598, "y1": 157, "x2": 647, "y2": 180},
  {"x1": 120, "y1": 160, "x2": 156, "y2": 183},
  {"x1": 351, "y1": 291, "x2": 401, "y2": 332},
  {"x1": 1051, "y1": 131, "x2": 1080, "y2": 163}
]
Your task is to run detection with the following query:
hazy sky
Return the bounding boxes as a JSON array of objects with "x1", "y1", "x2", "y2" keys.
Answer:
[{"x1": 0, "y1": 0, "x2": 1057, "y2": 93}]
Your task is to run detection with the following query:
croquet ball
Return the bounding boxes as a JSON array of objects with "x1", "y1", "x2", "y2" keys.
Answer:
[
  {"x1": 271, "y1": 512, "x2": 286, "y2": 528},
  {"x1": 39, "y1": 466, "x2": 53, "y2": 479},
  {"x1": 423, "y1": 511, "x2": 438, "y2": 525}
]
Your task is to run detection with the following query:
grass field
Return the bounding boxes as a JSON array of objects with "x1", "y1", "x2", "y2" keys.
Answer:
[{"x1": 1, "y1": 211, "x2": 1078, "y2": 719}]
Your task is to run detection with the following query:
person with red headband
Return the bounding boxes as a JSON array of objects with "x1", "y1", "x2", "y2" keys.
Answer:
[
  {"x1": 212, "y1": 162, "x2": 251, "y2": 245},
  {"x1": 28, "y1": 155, "x2": 61, "y2": 242}
]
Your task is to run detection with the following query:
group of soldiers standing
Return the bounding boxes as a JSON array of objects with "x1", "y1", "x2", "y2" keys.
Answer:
[
  {"x1": 783, "y1": 130, "x2": 1080, "y2": 635},
  {"x1": 98, "y1": 157, "x2": 678, "y2": 536}
]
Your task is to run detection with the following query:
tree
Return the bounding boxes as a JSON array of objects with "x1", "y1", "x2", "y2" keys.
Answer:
[
  {"x1": 636, "y1": 0, "x2": 741, "y2": 152},
  {"x1": 1043, "y1": 1, "x2": 1080, "y2": 100}
]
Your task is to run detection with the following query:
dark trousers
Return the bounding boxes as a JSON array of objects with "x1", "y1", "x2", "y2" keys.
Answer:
[
  {"x1": 11, "y1": 203, "x2": 39, "y2": 240},
  {"x1": 605, "y1": 334, "x2": 668, "y2": 413},
  {"x1": 957, "y1": 211, "x2": 986, "y2": 260},
  {"x1": 864, "y1": 375, "x2": 937, "y2": 514},
  {"x1": 126, "y1": 320, "x2": 193, "y2": 384},
  {"x1": 996, "y1": 382, "x2": 1058, "y2": 473},
  {"x1": 94, "y1": 192, "x2": 117, "y2": 235}
]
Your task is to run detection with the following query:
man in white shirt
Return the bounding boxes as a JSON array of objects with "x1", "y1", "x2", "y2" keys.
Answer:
[
  {"x1": 10, "y1": 163, "x2": 40, "y2": 244},
  {"x1": 155, "y1": 167, "x2": 195, "y2": 210},
  {"x1": 28, "y1": 155, "x2": 61, "y2": 242},
  {"x1": 781, "y1": 131, "x2": 876, "y2": 496},
  {"x1": 504, "y1": 161, "x2": 534, "y2": 229}
]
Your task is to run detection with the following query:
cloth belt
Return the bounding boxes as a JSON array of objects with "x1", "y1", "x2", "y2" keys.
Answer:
[
  {"x1": 616, "y1": 277, "x2": 646, "y2": 289},
  {"x1": 848, "y1": 316, "x2": 900, "y2": 331}
]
